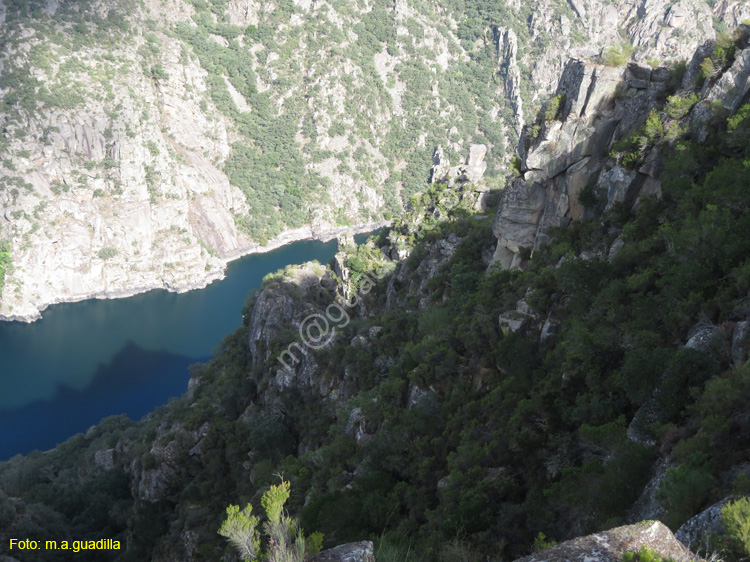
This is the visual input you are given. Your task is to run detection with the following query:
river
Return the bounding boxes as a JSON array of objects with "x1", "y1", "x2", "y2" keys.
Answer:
[{"x1": 0, "y1": 233, "x2": 374, "y2": 460}]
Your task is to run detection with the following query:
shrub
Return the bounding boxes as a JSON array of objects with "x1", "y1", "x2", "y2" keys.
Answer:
[
  {"x1": 721, "y1": 497, "x2": 750, "y2": 558},
  {"x1": 532, "y1": 532, "x2": 556, "y2": 552},
  {"x1": 602, "y1": 41, "x2": 633, "y2": 67},
  {"x1": 657, "y1": 452, "x2": 716, "y2": 529},
  {"x1": 544, "y1": 94, "x2": 564, "y2": 122},
  {"x1": 665, "y1": 93, "x2": 699, "y2": 120},
  {"x1": 0, "y1": 239, "x2": 11, "y2": 299},
  {"x1": 509, "y1": 156, "x2": 523, "y2": 176},
  {"x1": 622, "y1": 546, "x2": 676, "y2": 562},
  {"x1": 219, "y1": 480, "x2": 323, "y2": 562},
  {"x1": 699, "y1": 57, "x2": 716, "y2": 83},
  {"x1": 97, "y1": 247, "x2": 119, "y2": 260}
]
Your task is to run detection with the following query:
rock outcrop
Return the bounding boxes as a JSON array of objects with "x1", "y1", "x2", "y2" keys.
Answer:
[
  {"x1": 675, "y1": 498, "x2": 730, "y2": 551},
  {"x1": 514, "y1": 521, "x2": 703, "y2": 562},
  {"x1": 499, "y1": 26, "x2": 525, "y2": 137},
  {"x1": 310, "y1": 541, "x2": 374, "y2": 562},
  {"x1": 492, "y1": 27, "x2": 750, "y2": 269}
]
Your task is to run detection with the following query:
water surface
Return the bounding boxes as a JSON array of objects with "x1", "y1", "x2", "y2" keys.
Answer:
[{"x1": 0, "y1": 235, "x2": 369, "y2": 460}]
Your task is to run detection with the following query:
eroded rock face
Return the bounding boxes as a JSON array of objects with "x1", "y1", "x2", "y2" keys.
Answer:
[
  {"x1": 386, "y1": 233, "x2": 461, "y2": 310},
  {"x1": 627, "y1": 458, "x2": 671, "y2": 523},
  {"x1": 499, "y1": 26, "x2": 524, "y2": 136},
  {"x1": 676, "y1": 498, "x2": 730, "y2": 550},
  {"x1": 247, "y1": 261, "x2": 337, "y2": 392},
  {"x1": 492, "y1": 29, "x2": 750, "y2": 269},
  {"x1": 513, "y1": 521, "x2": 703, "y2": 562}
]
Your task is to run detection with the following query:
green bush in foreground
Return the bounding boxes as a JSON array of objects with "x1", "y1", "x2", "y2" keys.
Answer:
[
  {"x1": 721, "y1": 497, "x2": 750, "y2": 558},
  {"x1": 219, "y1": 480, "x2": 323, "y2": 562}
]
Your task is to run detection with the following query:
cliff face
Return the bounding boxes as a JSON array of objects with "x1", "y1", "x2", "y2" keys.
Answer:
[
  {"x1": 1, "y1": 0, "x2": 746, "y2": 321},
  {"x1": 491, "y1": 25, "x2": 750, "y2": 268}
]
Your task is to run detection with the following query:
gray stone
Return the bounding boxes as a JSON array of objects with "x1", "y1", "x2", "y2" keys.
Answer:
[
  {"x1": 628, "y1": 458, "x2": 671, "y2": 523},
  {"x1": 705, "y1": 47, "x2": 750, "y2": 113},
  {"x1": 464, "y1": 144, "x2": 488, "y2": 183},
  {"x1": 540, "y1": 317, "x2": 561, "y2": 343},
  {"x1": 499, "y1": 310, "x2": 533, "y2": 334},
  {"x1": 675, "y1": 498, "x2": 729, "y2": 550},
  {"x1": 310, "y1": 541, "x2": 374, "y2": 562},
  {"x1": 685, "y1": 326, "x2": 717, "y2": 353},
  {"x1": 94, "y1": 448, "x2": 116, "y2": 471},
  {"x1": 608, "y1": 236, "x2": 625, "y2": 262},
  {"x1": 513, "y1": 521, "x2": 703, "y2": 562}
]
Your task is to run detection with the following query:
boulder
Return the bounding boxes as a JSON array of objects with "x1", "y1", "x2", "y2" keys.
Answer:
[
  {"x1": 513, "y1": 521, "x2": 703, "y2": 562},
  {"x1": 685, "y1": 326, "x2": 717, "y2": 353},
  {"x1": 94, "y1": 448, "x2": 116, "y2": 471},
  {"x1": 499, "y1": 310, "x2": 534, "y2": 334},
  {"x1": 310, "y1": 541, "x2": 374, "y2": 562},
  {"x1": 675, "y1": 497, "x2": 730, "y2": 550},
  {"x1": 464, "y1": 144, "x2": 488, "y2": 183}
]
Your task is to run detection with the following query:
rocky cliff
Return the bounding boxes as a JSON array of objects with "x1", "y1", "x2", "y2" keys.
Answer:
[
  {"x1": 1, "y1": 0, "x2": 747, "y2": 321},
  {"x1": 491, "y1": 24, "x2": 750, "y2": 268}
]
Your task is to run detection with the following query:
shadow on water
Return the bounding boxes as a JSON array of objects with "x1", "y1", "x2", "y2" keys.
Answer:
[
  {"x1": 0, "y1": 342, "x2": 209, "y2": 460},
  {"x1": 0, "y1": 228, "x2": 384, "y2": 460}
]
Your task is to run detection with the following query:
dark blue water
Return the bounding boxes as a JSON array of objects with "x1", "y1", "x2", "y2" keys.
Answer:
[{"x1": 0, "y1": 234, "x2": 375, "y2": 460}]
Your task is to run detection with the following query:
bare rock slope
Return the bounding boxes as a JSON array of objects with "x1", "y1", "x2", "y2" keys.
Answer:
[{"x1": 514, "y1": 521, "x2": 703, "y2": 562}]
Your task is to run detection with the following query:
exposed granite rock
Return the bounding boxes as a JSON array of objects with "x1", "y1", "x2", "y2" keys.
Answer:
[
  {"x1": 628, "y1": 458, "x2": 671, "y2": 523},
  {"x1": 492, "y1": 28, "x2": 750, "y2": 270},
  {"x1": 128, "y1": 420, "x2": 210, "y2": 503},
  {"x1": 386, "y1": 233, "x2": 461, "y2": 310},
  {"x1": 430, "y1": 146, "x2": 450, "y2": 183},
  {"x1": 713, "y1": 1, "x2": 750, "y2": 29},
  {"x1": 94, "y1": 448, "x2": 116, "y2": 471},
  {"x1": 345, "y1": 407, "x2": 377, "y2": 445},
  {"x1": 499, "y1": 26, "x2": 524, "y2": 136},
  {"x1": 310, "y1": 541, "x2": 374, "y2": 562},
  {"x1": 685, "y1": 326, "x2": 719, "y2": 353},
  {"x1": 499, "y1": 309, "x2": 534, "y2": 334},
  {"x1": 675, "y1": 497, "x2": 730, "y2": 550},
  {"x1": 465, "y1": 144, "x2": 488, "y2": 183},
  {"x1": 430, "y1": 144, "x2": 489, "y2": 187},
  {"x1": 499, "y1": 298, "x2": 540, "y2": 335},
  {"x1": 248, "y1": 261, "x2": 337, "y2": 366},
  {"x1": 704, "y1": 46, "x2": 750, "y2": 113},
  {"x1": 513, "y1": 521, "x2": 703, "y2": 562}
]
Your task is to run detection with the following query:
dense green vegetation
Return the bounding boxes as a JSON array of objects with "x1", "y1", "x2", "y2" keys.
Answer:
[
  {"x1": 0, "y1": 239, "x2": 10, "y2": 300},
  {"x1": 170, "y1": 0, "x2": 538, "y2": 238},
  {"x1": 0, "y1": 416, "x2": 135, "y2": 562}
]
